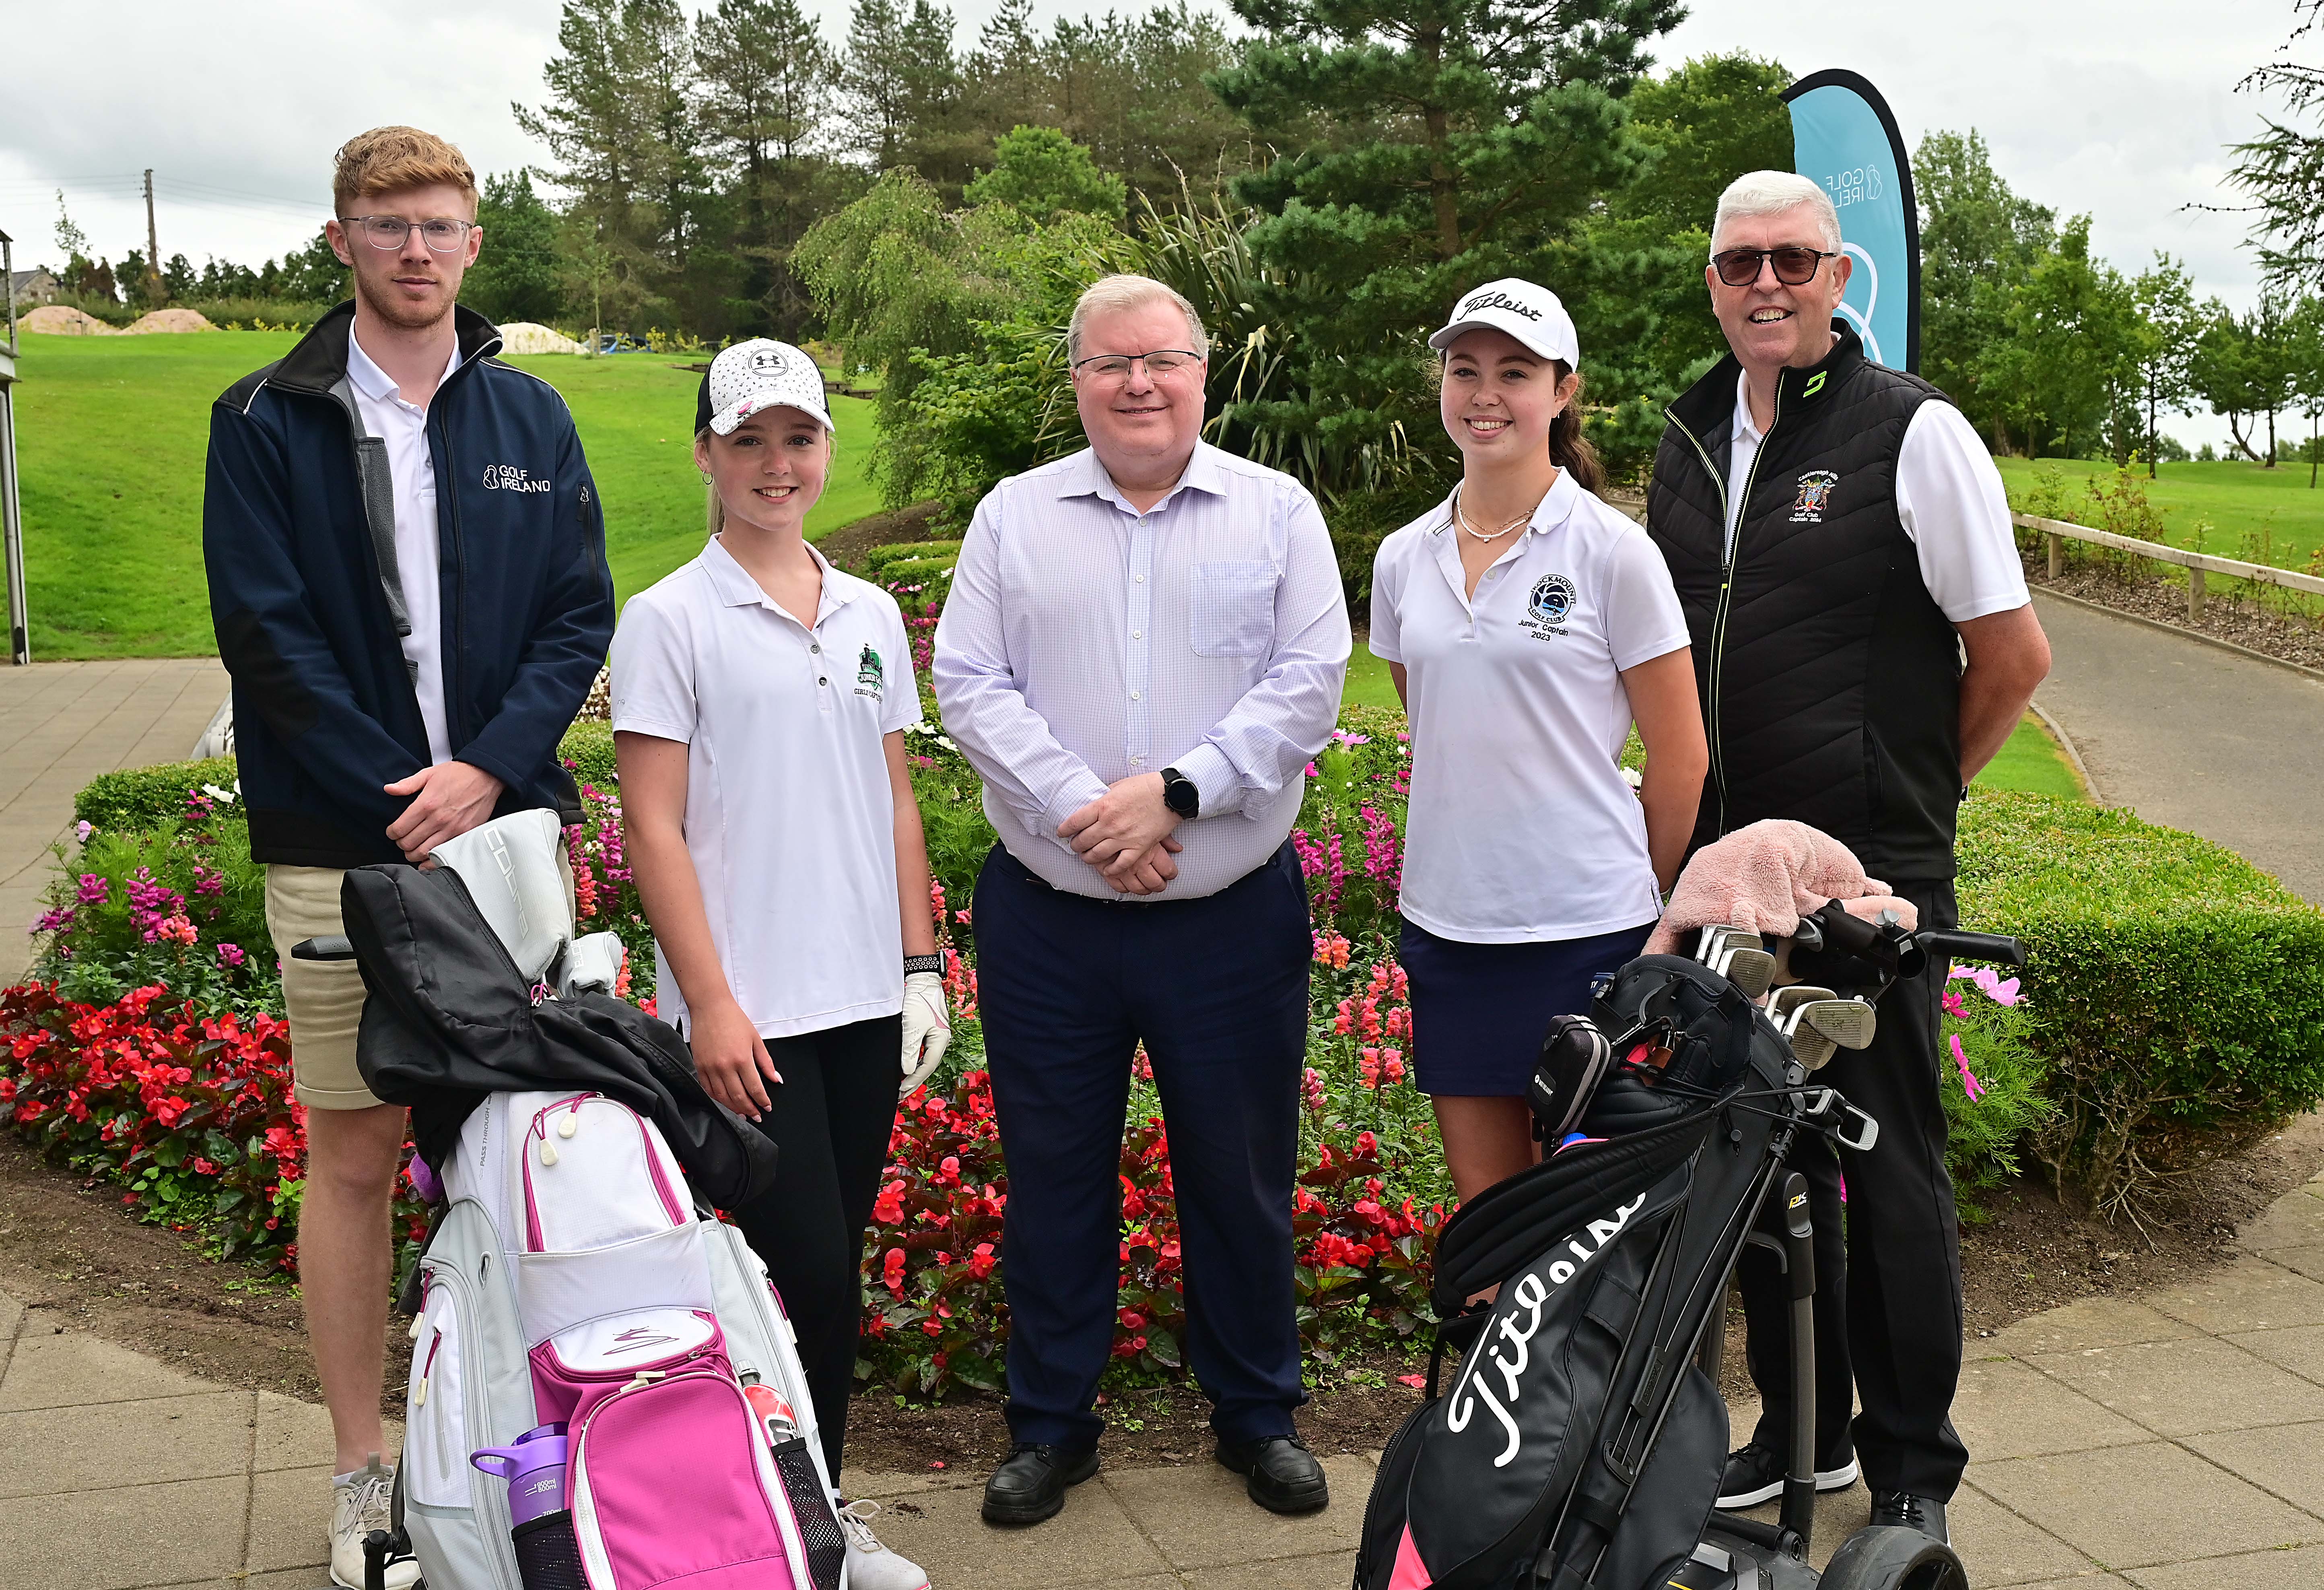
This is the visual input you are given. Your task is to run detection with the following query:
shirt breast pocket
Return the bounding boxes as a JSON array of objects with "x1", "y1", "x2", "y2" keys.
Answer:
[{"x1": 1191, "y1": 560, "x2": 1277, "y2": 658}]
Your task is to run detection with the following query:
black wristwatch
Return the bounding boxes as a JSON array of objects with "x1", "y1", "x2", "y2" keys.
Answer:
[
  {"x1": 1160, "y1": 765, "x2": 1200, "y2": 820},
  {"x1": 904, "y1": 954, "x2": 945, "y2": 976}
]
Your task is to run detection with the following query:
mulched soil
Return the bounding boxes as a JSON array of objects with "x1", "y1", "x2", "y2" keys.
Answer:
[
  {"x1": 2024, "y1": 547, "x2": 2324, "y2": 674},
  {"x1": 814, "y1": 500, "x2": 946, "y2": 574},
  {"x1": 7, "y1": 1109, "x2": 2320, "y2": 1474}
]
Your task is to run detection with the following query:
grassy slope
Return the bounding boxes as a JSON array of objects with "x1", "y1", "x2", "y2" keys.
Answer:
[
  {"x1": 8, "y1": 332, "x2": 877, "y2": 658},
  {"x1": 1994, "y1": 456, "x2": 2324, "y2": 571}
]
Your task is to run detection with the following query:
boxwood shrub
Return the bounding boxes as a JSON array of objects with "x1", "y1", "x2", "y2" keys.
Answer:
[
  {"x1": 75, "y1": 757, "x2": 241, "y2": 833},
  {"x1": 1957, "y1": 790, "x2": 2324, "y2": 1219},
  {"x1": 865, "y1": 539, "x2": 962, "y2": 572},
  {"x1": 877, "y1": 556, "x2": 956, "y2": 586}
]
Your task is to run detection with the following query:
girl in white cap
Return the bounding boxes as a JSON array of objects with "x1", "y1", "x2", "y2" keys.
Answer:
[
  {"x1": 1370, "y1": 282, "x2": 1709, "y2": 1202},
  {"x1": 610, "y1": 338, "x2": 940, "y2": 1590}
]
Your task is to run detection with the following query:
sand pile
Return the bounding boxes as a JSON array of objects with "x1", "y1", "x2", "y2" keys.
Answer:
[
  {"x1": 497, "y1": 321, "x2": 585, "y2": 355},
  {"x1": 124, "y1": 308, "x2": 216, "y2": 333},
  {"x1": 19, "y1": 305, "x2": 120, "y2": 334}
]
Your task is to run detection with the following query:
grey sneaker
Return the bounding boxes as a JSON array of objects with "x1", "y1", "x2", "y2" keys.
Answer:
[
  {"x1": 836, "y1": 1499, "x2": 930, "y2": 1590},
  {"x1": 328, "y1": 1454, "x2": 418, "y2": 1590}
]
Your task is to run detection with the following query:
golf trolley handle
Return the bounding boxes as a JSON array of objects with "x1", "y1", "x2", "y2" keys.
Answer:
[
  {"x1": 290, "y1": 935, "x2": 356, "y2": 962},
  {"x1": 1914, "y1": 928, "x2": 2025, "y2": 968}
]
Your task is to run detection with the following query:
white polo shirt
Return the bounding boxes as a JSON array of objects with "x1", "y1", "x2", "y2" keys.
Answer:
[
  {"x1": 610, "y1": 536, "x2": 922, "y2": 1039},
  {"x1": 1371, "y1": 470, "x2": 1691, "y2": 942},
  {"x1": 1724, "y1": 365, "x2": 2030, "y2": 622},
  {"x1": 347, "y1": 326, "x2": 461, "y2": 764}
]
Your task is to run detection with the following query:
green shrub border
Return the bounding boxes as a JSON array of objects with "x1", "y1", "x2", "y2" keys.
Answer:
[
  {"x1": 75, "y1": 758, "x2": 241, "y2": 833},
  {"x1": 865, "y1": 539, "x2": 962, "y2": 572}
]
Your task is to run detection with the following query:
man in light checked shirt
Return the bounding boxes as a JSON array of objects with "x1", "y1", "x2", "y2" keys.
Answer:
[{"x1": 933, "y1": 273, "x2": 1351, "y2": 1527}]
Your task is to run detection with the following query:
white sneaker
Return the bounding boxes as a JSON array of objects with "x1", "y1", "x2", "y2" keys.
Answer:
[
  {"x1": 837, "y1": 1498, "x2": 931, "y2": 1590},
  {"x1": 329, "y1": 1454, "x2": 420, "y2": 1590}
]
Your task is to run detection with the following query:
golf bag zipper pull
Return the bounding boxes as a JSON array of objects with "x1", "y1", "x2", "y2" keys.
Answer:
[
  {"x1": 558, "y1": 1112, "x2": 579, "y2": 1140},
  {"x1": 540, "y1": 1138, "x2": 559, "y2": 1167}
]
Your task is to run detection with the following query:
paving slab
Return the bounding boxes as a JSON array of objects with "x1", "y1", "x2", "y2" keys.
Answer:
[
  {"x1": 1970, "y1": 1441, "x2": 2319, "y2": 1570},
  {"x1": 0, "y1": 1388, "x2": 253, "y2": 1498},
  {"x1": 253, "y1": 1391, "x2": 342, "y2": 1475},
  {"x1": 1104, "y1": 1455, "x2": 1370, "y2": 1569},
  {"x1": 1186, "y1": 1549, "x2": 1357, "y2": 1588},
  {"x1": 859, "y1": 1470, "x2": 1175, "y2": 1589},
  {"x1": 2128, "y1": 1542, "x2": 2324, "y2": 1588},
  {"x1": 1949, "y1": 1357, "x2": 2150, "y2": 1460},
  {"x1": 2236, "y1": 1187, "x2": 2324, "y2": 1252},
  {"x1": 2257, "y1": 1244, "x2": 2324, "y2": 1285},
  {"x1": 1986, "y1": 1297, "x2": 2200, "y2": 1357},
  {"x1": 2027, "y1": 1334, "x2": 2324, "y2": 1436},
  {"x1": 2144, "y1": 1256, "x2": 2324, "y2": 1334},
  {"x1": 0, "y1": 1311, "x2": 215, "y2": 1410},
  {"x1": 2225, "y1": 1322, "x2": 2324, "y2": 1385},
  {"x1": 246, "y1": 1465, "x2": 336, "y2": 1573},
  {"x1": 0, "y1": 1473, "x2": 248, "y2": 1590},
  {"x1": 1950, "y1": 1482, "x2": 2104, "y2": 1586},
  {"x1": 2184, "y1": 1419, "x2": 2324, "y2": 1520},
  {"x1": 237, "y1": 1573, "x2": 336, "y2": 1590}
]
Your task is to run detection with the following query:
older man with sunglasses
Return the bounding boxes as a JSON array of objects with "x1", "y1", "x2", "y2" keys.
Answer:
[
  {"x1": 1646, "y1": 172, "x2": 2050, "y2": 1549},
  {"x1": 934, "y1": 273, "x2": 1349, "y2": 1528}
]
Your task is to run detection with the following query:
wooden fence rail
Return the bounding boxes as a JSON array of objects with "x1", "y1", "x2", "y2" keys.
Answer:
[{"x1": 2012, "y1": 511, "x2": 2324, "y2": 621}]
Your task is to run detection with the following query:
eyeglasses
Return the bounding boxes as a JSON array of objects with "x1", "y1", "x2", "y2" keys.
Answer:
[
  {"x1": 340, "y1": 216, "x2": 477, "y2": 253},
  {"x1": 1071, "y1": 350, "x2": 1202, "y2": 381},
  {"x1": 1712, "y1": 246, "x2": 1840, "y2": 287}
]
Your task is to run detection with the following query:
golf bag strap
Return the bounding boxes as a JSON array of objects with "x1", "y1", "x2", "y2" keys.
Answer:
[{"x1": 1570, "y1": 1489, "x2": 1625, "y2": 1536}]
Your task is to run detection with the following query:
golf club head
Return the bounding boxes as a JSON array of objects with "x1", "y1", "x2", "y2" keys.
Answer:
[
  {"x1": 1768, "y1": 985, "x2": 1839, "y2": 1028},
  {"x1": 1789, "y1": 1026, "x2": 1840, "y2": 1070},
  {"x1": 1720, "y1": 947, "x2": 1778, "y2": 1000},
  {"x1": 1696, "y1": 925, "x2": 1757, "y2": 968},
  {"x1": 1799, "y1": 998, "x2": 1878, "y2": 1051}
]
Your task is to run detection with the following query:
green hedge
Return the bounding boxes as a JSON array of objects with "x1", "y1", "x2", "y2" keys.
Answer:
[
  {"x1": 877, "y1": 557, "x2": 956, "y2": 585},
  {"x1": 75, "y1": 758, "x2": 241, "y2": 833},
  {"x1": 864, "y1": 539, "x2": 962, "y2": 572},
  {"x1": 1957, "y1": 791, "x2": 2324, "y2": 1218},
  {"x1": 560, "y1": 720, "x2": 618, "y2": 792}
]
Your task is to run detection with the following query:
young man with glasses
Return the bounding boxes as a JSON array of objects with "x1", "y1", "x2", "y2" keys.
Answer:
[
  {"x1": 933, "y1": 273, "x2": 1350, "y2": 1526},
  {"x1": 203, "y1": 126, "x2": 613, "y2": 1586},
  {"x1": 1646, "y1": 171, "x2": 2050, "y2": 1549}
]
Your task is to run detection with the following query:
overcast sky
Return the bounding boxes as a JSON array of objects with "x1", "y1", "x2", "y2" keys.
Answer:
[{"x1": 0, "y1": 0, "x2": 2303, "y2": 445}]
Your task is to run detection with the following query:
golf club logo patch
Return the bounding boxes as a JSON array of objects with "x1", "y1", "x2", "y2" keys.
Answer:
[
  {"x1": 1790, "y1": 470, "x2": 1839, "y2": 522},
  {"x1": 1521, "y1": 573, "x2": 1578, "y2": 641},
  {"x1": 855, "y1": 643, "x2": 884, "y2": 700}
]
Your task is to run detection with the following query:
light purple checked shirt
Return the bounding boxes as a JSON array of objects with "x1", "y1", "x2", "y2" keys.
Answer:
[{"x1": 933, "y1": 442, "x2": 1351, "y2": 901}]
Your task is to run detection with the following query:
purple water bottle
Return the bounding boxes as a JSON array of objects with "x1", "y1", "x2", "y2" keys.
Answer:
[
  {"x1": 406, "y1": 1154, "x2": 443, "y2": 1204},
  {"x1": 471, "y1": 1423, "x2": 569, "y2": 1523}
]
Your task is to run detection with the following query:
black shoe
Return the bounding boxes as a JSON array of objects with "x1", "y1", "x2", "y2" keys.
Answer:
[
  {"x1": 1215, "y1": 1434, "x2": 1330, "y2": 1515},
  {"x1": 980, "y1": 1443, "x2": 1100, "y2": 1526},
  {"x1": 1714, "y1": 1442, "x2": 1861, "y2": 1509},
  {"x1": 1869, "y1": 1490, "x2": 1950, "y2": 1545}
]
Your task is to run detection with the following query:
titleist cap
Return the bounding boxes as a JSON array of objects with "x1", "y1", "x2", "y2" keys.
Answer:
[
  {"x1": 696, "y1": 338, "x2": 835, "y2": 436},
  {"x1": 1428, "y1": 278, "x2": 1580, "y2": 368}
]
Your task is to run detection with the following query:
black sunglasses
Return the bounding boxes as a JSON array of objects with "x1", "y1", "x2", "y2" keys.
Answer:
[{"x1": 1712, "y1": 246, "x2": 1840, "y2": 287}]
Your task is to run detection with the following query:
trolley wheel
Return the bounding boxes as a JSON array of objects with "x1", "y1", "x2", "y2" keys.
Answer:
[{"x1": 1817, "y1": 1525, "x2": 1969, "y2": 1590}]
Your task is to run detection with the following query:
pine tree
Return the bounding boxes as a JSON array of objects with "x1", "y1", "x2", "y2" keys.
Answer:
[
  {"x1": 843, "y1": 0, "x2": 913, "y2": 170},
  {"x1": 1205, "y1": 0, "x2": 1681, "y2": 495},
  {"x1": 696, "y1": 0, "x2": 842, "y2": 336}
]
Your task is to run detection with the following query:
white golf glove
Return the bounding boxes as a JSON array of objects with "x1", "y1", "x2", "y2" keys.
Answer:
[{"x1": 900, "y1": 969, "x2": 952, "y2": 1098}]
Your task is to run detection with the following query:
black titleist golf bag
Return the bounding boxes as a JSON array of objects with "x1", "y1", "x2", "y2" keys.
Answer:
[{"x1": 1356, "y1": 905, "x2": 2023, "y2": 1590}]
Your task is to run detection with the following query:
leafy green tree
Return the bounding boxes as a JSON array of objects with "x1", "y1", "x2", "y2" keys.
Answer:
[
  {"x1": 963, "y1": 126, "x2": 1127, "y2": 221},
  {"x1": 2192, "y1": 296, "x2": 2299, "y2": 465},
  {"x1": 465, "y1": 171, "x2": 567, "y2": 325},
  {"x1": 2128, "y1": 255, "x2": 2199, "y2": 477},
  {"x1": 1205, "y1": 0, "x2": 1682, "y2": 495},
  {"x1": 2287, "y1": 296, "x2": 2324, "y2": 485},
  {"x1": 2224, "y1": 1, "x2": 2324, "y2": 290},
  {"x1": 162, "y1": 254, "x2": 198, "y2": 302},
  {"x1": 1917, "y1": 128, "x2": 2056, "y2": 444},
  {"x1": 1613, "y1": 53, "x2": 1793, "y2": 241},
  {"x1": 1974, "y1": 215, "x2": 2140, "y2": 460}
]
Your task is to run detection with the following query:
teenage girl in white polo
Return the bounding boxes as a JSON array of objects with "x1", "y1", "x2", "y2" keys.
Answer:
[
  {"x1": 1371, "y1": 281, "x2": 1709, "y2": 1202},
  {"x1": 611, "y1": 340, "x2": 944, "y2": 1590}
]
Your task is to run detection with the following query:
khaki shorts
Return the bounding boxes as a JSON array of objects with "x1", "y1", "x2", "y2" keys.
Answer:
[
  {"x1": 266, "y1": 852, "x2": 579, "y2": 1112},
  {"x1": 264, "y1": 865, "x2": 376, "y2": 1112}
]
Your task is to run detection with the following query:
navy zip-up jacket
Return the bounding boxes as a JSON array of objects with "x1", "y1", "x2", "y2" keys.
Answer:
[{"x1": 203, "y1": 302, "x2": 614, "y2": 868}]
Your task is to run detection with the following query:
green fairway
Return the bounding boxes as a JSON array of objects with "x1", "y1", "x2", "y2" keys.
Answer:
[
  {"x1": 6, "y1": 332, "x2": 877, "y2": 658},
  {"x1": 1995, "y1": 455, "x2": 2324, "y2": 572}
]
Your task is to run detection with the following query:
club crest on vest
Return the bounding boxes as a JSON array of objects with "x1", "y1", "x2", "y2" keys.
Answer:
[
  {"x1": 855, "y1": 642, "x2": 885, "y2": 699},
  {"x1": 1522, "y1": 573, "x2": 1578, "y2": 641},
  {"x1": 1790, "y1": 469, "x2": 1840, "y2": 522}
]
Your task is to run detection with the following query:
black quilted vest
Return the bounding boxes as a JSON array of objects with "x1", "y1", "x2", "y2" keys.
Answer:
[{"x1": 1647, "y1": 325, "x2": 1961, "y2": 881}]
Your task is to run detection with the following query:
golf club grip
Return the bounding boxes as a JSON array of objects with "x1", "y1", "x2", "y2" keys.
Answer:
[
  {"x1": 1916, "y1": 929, "x2": 2025, "y2": 967},
  {"x1": 290, "y1": 935, "x2": 357, "y2": 961}
]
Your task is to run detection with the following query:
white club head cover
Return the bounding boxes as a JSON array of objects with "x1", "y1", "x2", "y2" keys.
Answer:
[{"x1": 900, "y1": 970, "x2": 952, "y2": 1098}]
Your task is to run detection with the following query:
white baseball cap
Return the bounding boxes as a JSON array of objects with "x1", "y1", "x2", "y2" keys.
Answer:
[
  {"x1": 1428, "y1": 278, "x2": 1581, "y2": 369},
  {"x1": 696, "y1": 338, "x2": 836, "y2": 436}
]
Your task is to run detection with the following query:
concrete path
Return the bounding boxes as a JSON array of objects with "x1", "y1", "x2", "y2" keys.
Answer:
[
  {"x1": 0, "y1": 659, "x2": 229, "y2": 984},
  {"x1": 2032, "y1": 592, "x2": 2324, "y2": 904},
  {"x1": 14, "y1": 1167, "x2": 2324, "y2": 1590}
]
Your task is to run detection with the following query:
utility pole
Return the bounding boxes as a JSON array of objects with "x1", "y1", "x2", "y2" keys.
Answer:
[{"x1": 142, "y1": 169, "x2": 164, "y2": 304}]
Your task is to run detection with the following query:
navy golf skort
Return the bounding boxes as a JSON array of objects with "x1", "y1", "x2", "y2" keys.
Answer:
[{"x1": 1399, "y1": 915, "x2": 1656, "y2": 1097}]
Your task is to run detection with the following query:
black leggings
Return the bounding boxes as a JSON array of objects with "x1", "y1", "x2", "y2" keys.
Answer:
[{"x1": 725, "y1": 1014, "x2": 900, "y2": 1479}]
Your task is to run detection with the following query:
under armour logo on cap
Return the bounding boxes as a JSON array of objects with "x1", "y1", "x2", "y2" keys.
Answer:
[{"x1": 696, "y1": 337, "x2": 836, "y2": 437}]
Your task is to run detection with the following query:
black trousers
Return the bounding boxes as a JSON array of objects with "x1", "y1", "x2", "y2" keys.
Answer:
[
  {"x1": 974, "y1": 840, "x2": 1312, "y2": 1451},
  {"x1": 726, "y1": 1014, "x2": 901, "y2": 1479},
  {"x1": 1736, "y1": 878, "x2": 1970, "y2": 1501}
]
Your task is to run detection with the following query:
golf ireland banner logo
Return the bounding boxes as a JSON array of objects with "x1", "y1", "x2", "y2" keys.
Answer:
[{"x1": 1782, "y1": 70, "x2": 1920, "y2": 374}]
